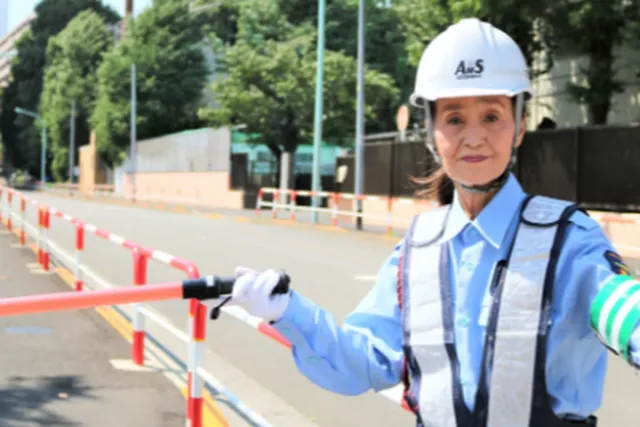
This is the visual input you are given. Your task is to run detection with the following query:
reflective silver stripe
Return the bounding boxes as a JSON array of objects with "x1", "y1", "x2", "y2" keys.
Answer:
[
  {"x1": 487, "y1": 196, "x2": 570, "y2": 427},
  {"x1": 408, "y1": 209, "x2": 457, "y2": 427}
]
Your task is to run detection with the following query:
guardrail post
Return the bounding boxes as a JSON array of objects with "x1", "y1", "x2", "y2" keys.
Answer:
[
  {"x1": 331, "y1": 193, "x2": 340, "y2": 227},
  {"x1": 42, "y1": 207, "x2": 50, "y2": 271},
  {"x1": 74, "y1": 221, "x2": 85, "y2": 291},
  {"x1": 185, "y1": 264, "x2": 203, "y2": 427},
  {"x1": 191, "y1": 301, "x2": 206, "y2": 427},
  {"x1": 0, "y1": 187, "x2": 4, "y2": 226},
  {"x1": 131, "y1": 247, "x2": 148, "y2": 365},
  {"x1": 271, "y1": 189, "x2": 279, "y2": 219},
  {"x1": 255, "y1": 188, "x2": 263, "y2": 216},
  {"x1": 386, "y1": 197, "x2": 393, "y2": 236},
  {"x1": 37, "y1": 207, "x2": 43, "y2": 266},
  {"x1": 19, "y1": 196, "x2": 26, "y2": 245},
  {"x1": 6, "y1": 190, "x2": 12, "y2": 232},
  {"x1": 289, "y1": 191, "x2": 297, "y2": 221}
]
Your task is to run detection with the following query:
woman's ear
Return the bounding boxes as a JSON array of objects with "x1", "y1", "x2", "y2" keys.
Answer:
[{"x1": 515, "y1": 114, "x2": 527, "y2": 148}]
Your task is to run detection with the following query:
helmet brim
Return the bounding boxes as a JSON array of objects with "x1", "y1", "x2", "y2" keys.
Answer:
[{"x1": 410, "y1": 87, "x2": 534, "y2": 107}]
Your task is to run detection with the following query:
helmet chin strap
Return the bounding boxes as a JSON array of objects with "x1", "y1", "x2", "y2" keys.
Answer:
[{"x1": 424, "y1": 92, "x2": 524, "y2": 196}]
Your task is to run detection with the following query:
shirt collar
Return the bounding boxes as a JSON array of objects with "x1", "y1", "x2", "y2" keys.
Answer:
[{"x1": 441, "y1": 173, "x2": 526, "y2": 249}]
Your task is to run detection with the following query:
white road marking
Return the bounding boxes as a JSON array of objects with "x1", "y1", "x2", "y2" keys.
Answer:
[
  {"x1": 109, "y1": 358, "x2": 162, "y2": 372},
  {"x1": 353, "y1": 275, "x2": 377, "y2": 281}
]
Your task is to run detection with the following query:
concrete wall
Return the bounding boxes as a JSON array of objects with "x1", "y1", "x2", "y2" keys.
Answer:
[
  {"x1": 121, "y1": 171, "x2": 244, "y2": 209},
  {"x1": 79, "y1": 131, "x2": 108, "y2": 194},
  {"x1": 135, "y1": 127, "x2": 231, "y2": 173}
]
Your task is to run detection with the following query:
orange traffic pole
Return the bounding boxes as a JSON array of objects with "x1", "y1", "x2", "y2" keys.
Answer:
[{"x1": 0, "y1": 283, "x2": 182, "y2": 317}]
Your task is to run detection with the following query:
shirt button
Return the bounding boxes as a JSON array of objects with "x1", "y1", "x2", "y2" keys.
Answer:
[{"x1": 458, "y1": 316, "x2": 470, "y2": 327}]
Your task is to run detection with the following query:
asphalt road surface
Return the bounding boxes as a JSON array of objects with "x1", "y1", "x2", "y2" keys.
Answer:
[
  {"x1": 0, "y1": 231, "x2": 187, "y2": 427},
  {"x1": 3, "y1": 190, "x2": 640, "y2": 426}
]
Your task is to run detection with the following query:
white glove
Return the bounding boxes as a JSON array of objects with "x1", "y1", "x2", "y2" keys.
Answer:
[{"x1": 230, "y1": 266, "x2": 292, "y2": 323}]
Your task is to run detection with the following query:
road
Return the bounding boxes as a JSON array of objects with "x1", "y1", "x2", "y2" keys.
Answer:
[
  {"x1": 3, "y1": 190, "x2": 640, "y2": 426},
  {"x1": 0, "y1": 231, "x2": 187, "y2": 427}
]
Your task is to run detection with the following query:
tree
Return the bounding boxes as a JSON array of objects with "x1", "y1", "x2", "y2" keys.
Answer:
[
  {"x1": 40, "y1": 10, "x2": 115, "y2": 181},
  {"x1": 198, "y1": 0, "x2": 413, "y2": 131},
  {"x1": 199, "y1": 0, "x2": 399, "y2": 187},
  {"x1": 90, "y1": 0, "x2": 210, "y2": 167},
  {"x1": 0, "y1": 0, "x2": 119, "y2": 177},
  {"x1": 546, "y1": 0, "x2": 640, "y2": 124},
  {"x1": 281, "y1": 0, "x2": 415, "y2": 131},
  {"x1": 394, "y1": 0, "x2": 556, "y2": 76}
]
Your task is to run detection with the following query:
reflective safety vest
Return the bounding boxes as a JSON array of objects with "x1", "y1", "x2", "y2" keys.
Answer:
[{"x1": 397, "y1": 195, "x2": 598, "y2": 427}]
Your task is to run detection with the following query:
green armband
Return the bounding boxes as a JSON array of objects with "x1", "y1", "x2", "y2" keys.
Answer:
[{"x1": 590, "y1": 274, "x2": 640, "y2": 361}]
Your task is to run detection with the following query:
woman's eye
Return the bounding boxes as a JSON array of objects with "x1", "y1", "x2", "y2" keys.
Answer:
[
  {"x1": 485, "y1": 113, "x2": 499, "y2": 123},
  {"x1": 447, "y1": 116, "x2": 462, "y2": 125}
]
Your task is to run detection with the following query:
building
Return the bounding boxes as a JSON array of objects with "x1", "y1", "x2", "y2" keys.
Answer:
[
  {"x1": 529, "y1": 42, "x2": 640, "y2": 129},
  {"x1": 0, "y1": 12, "x2": 36, "y2": 88},
  {"x1": 0, "y1": 0, "x2": 8, "y2": 38}
]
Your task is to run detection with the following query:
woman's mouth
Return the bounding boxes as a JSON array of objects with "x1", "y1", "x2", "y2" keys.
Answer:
[{"x1": 461, "y1": 155, "x2": 488, "y2": 163}]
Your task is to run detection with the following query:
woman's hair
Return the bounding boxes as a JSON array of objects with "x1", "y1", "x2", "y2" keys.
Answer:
[
  {"x1": 412, "y1": 97, "x2": 528, "y2": 206},
  {"x1": 414, "y1": 166, "x2": 455, "y2": 205}
]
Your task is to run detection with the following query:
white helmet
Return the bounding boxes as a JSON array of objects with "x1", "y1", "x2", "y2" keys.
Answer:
[
  {"x1": 410, "y1": 18, "x2": 533, "y2": 106},
  {"x1": 410, "y1": 18, "x2": 533, "y2": 194}
]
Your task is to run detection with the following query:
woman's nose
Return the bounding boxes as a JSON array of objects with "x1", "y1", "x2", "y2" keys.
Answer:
[{"x1": 460, "y1": 124, "x2": 488, "y2": 147}]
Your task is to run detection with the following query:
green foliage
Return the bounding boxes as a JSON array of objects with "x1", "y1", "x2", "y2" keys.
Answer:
[
  {"x1": 0, "y1": 0, "x2": 119, "y2": 177},
  {"x1": 90, "y1": 0, "x2": 210, "y2": 167},
  {"x1": 394, "y1": 0, "x2": 555, "y2": 76},
  {"x1": 199, "y1": 0, "x2": 413, "y2": 131},
  {"x1": 199, "y1": 0, "x2": 399, "y2": 164},
  {"x1": 41, "y1": 10, "x2": 115, "y2": 181}
]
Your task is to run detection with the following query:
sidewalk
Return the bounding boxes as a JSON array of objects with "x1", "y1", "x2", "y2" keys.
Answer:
[{"x1": 0, "y1": 232, "x2": 188, "y2": 427}]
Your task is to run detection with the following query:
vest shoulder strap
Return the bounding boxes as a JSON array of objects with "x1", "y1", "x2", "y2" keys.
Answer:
[
  {"x1": 521, "y1": 195, "x2": 579, "y2": 226},
  {"x1": 409, "y1": 205, "x2": 450, "y2": 247}
]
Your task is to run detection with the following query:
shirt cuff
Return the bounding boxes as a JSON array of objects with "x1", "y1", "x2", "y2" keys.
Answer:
[{"x1": 271, "y1": 291, "x2": 317, "y2": 346}]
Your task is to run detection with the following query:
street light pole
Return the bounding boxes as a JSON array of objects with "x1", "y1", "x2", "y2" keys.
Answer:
[
  {"x1": 311, "y1": 0, "x2": 326, "y2": 224},
  {"x1": 68, "y1": 100, "x2": 76, "y2": 188},
  {"x1": 41, "y1": 125, "x2": 47, "y2": 185},
  {"x1": 130, "y1": 63, "x2": 137, "y2": 203},
  {"x1": 14, "y1": 107, "x2": 47, "y2": 185},
  {"x1": 355, "y1": 0, "x2": 366, "y2": 231}
]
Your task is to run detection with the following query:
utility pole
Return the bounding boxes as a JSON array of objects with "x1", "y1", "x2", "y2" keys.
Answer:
[
  {"x1": 311, "y1": 0, "x2": 326, "y2": 224},
  {"x1": 130, "y1": 64, "x2": 137, "y2": 203},
  {"x1": 121, "y1": 0, "x2": 133, "y2": 40},
  {"x1": 68, "y1": 100, "x2": 76, "y2": 191},
  {"x1": 354, "y1": 0, "x2": 366, "y2": 230}
]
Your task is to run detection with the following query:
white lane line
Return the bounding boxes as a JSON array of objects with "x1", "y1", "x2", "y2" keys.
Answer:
[{"x1": 353, "y1": 275, "x2": 377, "y2": 281}]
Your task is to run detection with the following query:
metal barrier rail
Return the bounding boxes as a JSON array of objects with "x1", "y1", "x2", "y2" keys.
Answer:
[
  {"x1": 0, "y1": 185, "x2": 220, "y2": 427},
  {"x1": 1, "y1": 185, "x2": 414, "y2": 415},
  {"x1": 256, "y1": 187, "x2": 434, "y2": 235}
]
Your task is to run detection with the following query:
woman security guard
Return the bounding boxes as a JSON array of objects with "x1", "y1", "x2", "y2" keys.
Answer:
[{"x1": 222, "y1": 18, "x2": 640, "y2": 427}]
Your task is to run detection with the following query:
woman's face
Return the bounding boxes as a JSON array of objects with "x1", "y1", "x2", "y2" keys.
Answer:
[{"x1": 433, "y1": 95, "x2": 525, "y2": 188}]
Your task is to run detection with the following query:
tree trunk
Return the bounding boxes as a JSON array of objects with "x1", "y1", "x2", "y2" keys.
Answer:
[
  {"x1": 587, "y1": 49, "x2": 615, "y2": 125},
  {"x1": 266, "y1": 143, "x2": 282, "y2": 187},
  {"x1": 278, "y1": 150, "x2": 296, "y2": 205},
  {"x1": 584, "y1": 3, "x2": 620, "y2": 125}
]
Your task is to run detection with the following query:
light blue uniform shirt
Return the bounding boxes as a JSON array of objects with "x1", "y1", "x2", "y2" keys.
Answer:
[{"x1": 272, "y1": 173, "x2": 640, "y2": 418}]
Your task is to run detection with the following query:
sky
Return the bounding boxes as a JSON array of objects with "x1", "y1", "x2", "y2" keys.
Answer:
[{"x1": 7, "y1": 0, "x2": 153, "y2": 31}]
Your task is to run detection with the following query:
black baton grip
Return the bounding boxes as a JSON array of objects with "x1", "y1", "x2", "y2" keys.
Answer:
[
  {"x1": 215, "y1": 271, "x2": 290, "y2": 296},
  {"x1": 182, "y1": 272, "x2": 291, "y2": 301}
]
